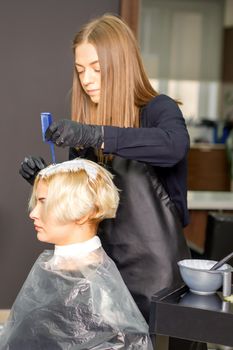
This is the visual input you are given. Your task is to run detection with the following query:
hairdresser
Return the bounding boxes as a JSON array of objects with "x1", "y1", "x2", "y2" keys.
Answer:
[{"x1": 20, "y1": 15, "x2": 191, "y2": 322}]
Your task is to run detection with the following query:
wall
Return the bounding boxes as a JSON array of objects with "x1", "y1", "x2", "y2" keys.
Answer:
[{"x1": 0, "y1": 0, "x2": 120, "y2": 308}]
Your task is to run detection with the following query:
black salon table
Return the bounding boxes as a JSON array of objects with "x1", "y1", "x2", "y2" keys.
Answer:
[{"x1": 149, "y1": 285, "x2": 233, "y2": 349}]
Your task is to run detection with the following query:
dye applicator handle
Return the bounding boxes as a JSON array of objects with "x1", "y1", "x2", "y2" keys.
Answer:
[
  {"x1": 41, "y1": 112, "x2": 56, "y2": 164},
  {"x1": 210, "y1": 251, "x2": 233, "y2": 271}
]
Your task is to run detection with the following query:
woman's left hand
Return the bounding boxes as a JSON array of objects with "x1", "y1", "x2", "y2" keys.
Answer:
[{"x1": 45, "y1": 119, "x2": 103, "y2": 149}]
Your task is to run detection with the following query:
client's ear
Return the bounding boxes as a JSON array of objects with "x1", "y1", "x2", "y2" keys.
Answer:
[
  {"x1": 75, "y1": 208, "x2": 98, "y2": 225},
  {"x1": 75, "y1": 212, "x2": 93, "y2": 225}
]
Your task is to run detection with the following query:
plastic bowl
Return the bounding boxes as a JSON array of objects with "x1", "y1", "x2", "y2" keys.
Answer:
[{"x1": 178, "y1": 259, "x2": 232, "y2": 295}]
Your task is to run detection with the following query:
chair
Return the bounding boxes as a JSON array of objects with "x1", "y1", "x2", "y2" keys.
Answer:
[{"x1": 204, "y1": 212, "x2": 233, "y2": 266}]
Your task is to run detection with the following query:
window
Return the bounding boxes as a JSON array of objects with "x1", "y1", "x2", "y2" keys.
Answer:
[{"x1": 139, "y1": 0, "x2": 224, "y2": 121}]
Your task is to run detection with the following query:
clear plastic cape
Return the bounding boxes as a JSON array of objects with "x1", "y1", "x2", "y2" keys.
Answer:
[{"x1": 0, "y1": 246, "x2": 153, "y2": 349}]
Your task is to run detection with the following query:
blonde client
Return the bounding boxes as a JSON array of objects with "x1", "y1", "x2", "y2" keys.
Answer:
[{"x1": 0, "y1": 158, "x2": 152, "y2": 349}]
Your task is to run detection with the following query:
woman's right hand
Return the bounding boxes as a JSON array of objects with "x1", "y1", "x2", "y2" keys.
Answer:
[{"x1": 19, "y1": 156, "x2": 47, "y2": 185}]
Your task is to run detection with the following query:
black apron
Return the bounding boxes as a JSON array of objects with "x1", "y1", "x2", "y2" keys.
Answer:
[{"x1": 99, "y1": 156, "x2": 191, "y2": 321}]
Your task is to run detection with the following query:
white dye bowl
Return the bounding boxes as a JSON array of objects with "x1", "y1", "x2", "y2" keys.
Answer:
[{"x1": 178, "y1": 259, "x2": 232, "y2": 295}]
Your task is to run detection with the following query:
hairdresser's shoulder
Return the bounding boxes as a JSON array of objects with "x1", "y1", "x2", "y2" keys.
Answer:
[
  {"x1": 143, "y1": 94, "x2": 183, "y2": 118},
  {"x1": 141, "y1": 94, "x2": 183, "y2": 125},
  {"x1": 146, "y1": 94, "x2": 180, "y2": 111}
]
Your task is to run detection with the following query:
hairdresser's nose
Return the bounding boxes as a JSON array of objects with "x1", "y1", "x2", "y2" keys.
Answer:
[{"x1": 82, "y1": 68, "x2": 94, "y2": 86}]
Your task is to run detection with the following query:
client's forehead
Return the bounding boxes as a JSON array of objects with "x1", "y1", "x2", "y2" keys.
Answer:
[{"x1": 36, "y1": 180, "x2": 48, "y2": 197}]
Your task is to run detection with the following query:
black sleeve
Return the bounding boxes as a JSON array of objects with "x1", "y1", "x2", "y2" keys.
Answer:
[{"x1": 104, "y1": 95, "x2": 190, "y2": 167}]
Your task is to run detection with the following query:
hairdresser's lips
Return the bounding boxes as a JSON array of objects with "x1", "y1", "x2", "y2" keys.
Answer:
[{"x1": 86, "y1": 89, "x2": 100, "y2": 96}]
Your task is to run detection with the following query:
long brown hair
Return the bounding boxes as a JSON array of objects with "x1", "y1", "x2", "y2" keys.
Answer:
[{"x1": 72, "y1": 14, "x2": 158, "y2": 128}]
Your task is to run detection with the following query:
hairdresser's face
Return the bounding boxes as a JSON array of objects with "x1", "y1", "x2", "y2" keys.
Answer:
[
  {"x1": 29, "y1": 181, "x2": 76, "y2": 245},
  {"x1": 75, "y1": 42, "x2": 101, "y2": 104}
]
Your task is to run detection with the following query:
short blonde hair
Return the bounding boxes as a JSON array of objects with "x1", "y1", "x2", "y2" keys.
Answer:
[{"x1": 29, "y1": 159, "x2": 119, "y2": 224}]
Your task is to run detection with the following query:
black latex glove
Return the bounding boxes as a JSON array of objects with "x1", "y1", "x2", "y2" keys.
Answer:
[
  {"x1": 45, "y1": 119, "x2": 104, "y2": 149},
  {"x1": 19, "y1": 156, "x2": 47, "y2": 185}
]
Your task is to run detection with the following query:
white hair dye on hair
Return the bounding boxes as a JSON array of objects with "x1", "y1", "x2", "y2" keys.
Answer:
[{"x1": 39, "y1": 158, "x2": 98, "y2": 180}]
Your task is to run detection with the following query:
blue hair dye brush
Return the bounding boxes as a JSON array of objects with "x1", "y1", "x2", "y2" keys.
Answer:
[{"x1": 41, "y1": 112, "x2": 56, "y2": 164}]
